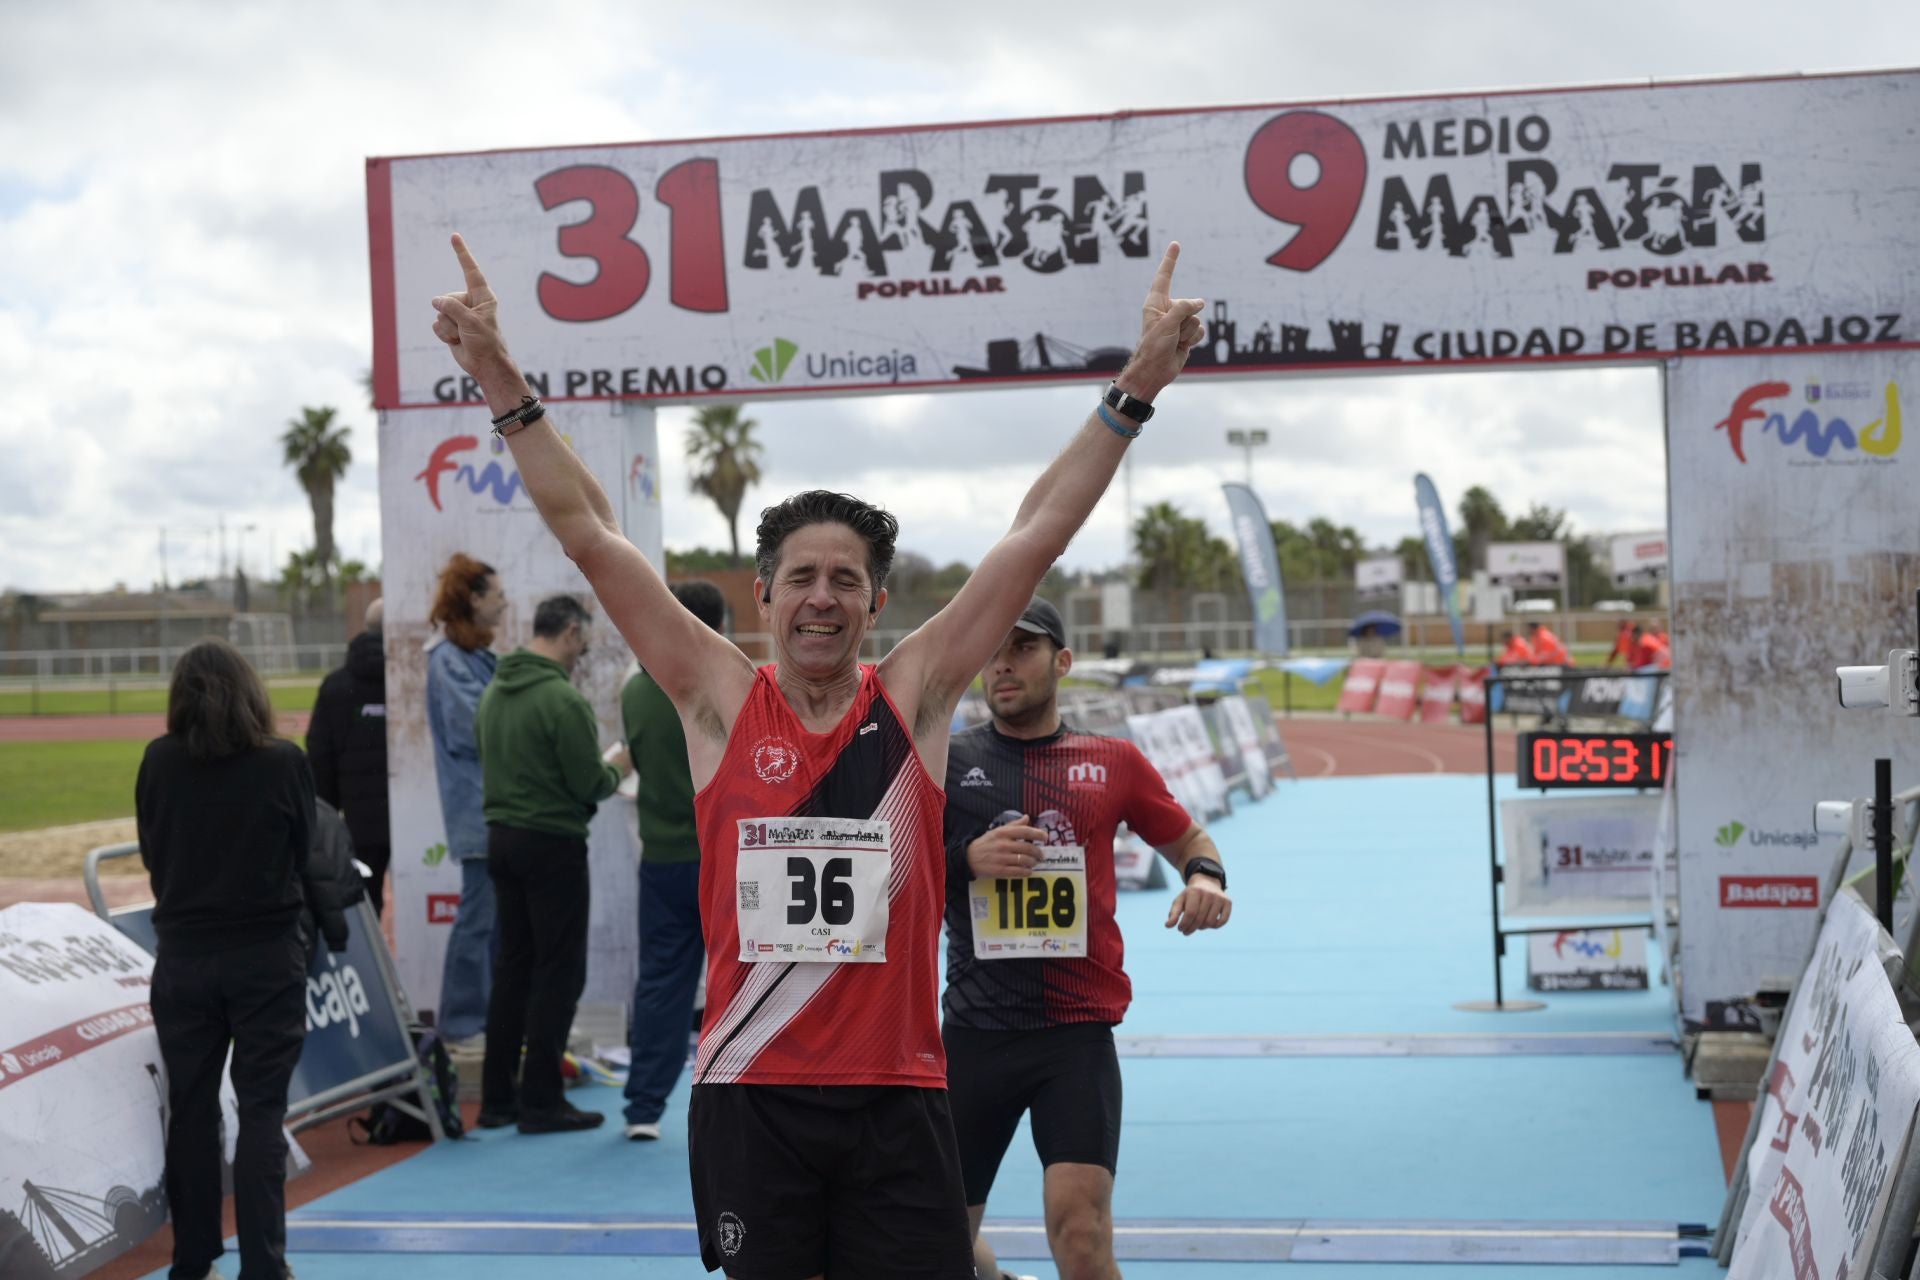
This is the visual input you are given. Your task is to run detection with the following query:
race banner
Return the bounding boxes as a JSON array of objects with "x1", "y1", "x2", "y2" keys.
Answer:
[
  {"x1": 1336, "y1": 658, "x2": 1386, "y2": 714},
  {"x1": 379, "y1": 403, "x2": 663, "y2": 1012},
  {"x1": 1491, "y1": 664, "x2": 1565, "y2": 716},
  {"x1": 370, "y1": 72, "x2": 1920, "y2": 407},
  {"x1": 1413, "y1": 473, "x2": 1465, "y2": 653},
  {"x1": 1667, "y1": 350, "x2": 1916, "y2": 1030},
  {"x1": 1487, "y1": 541, "x2": 1567, "y2": 589},
  {"x1": 1730, "y1": 890, "x2": 1920, "y2": 1280},
  {"x1": 1527, "y1": 929, "x2": 1650, "y2": 992},
  {"x1": 1355, "y1": 555, "x2": 1403, "y2": 600},
  {"x1": 1216, "y1": 695, "x2": 1273, "y2": 800},
  {"x1": 1564, "y1": 671, "x2": 1666, "y2": 722},
  {"x1": 1374, "y1": 660, "x2": 1423, "y2": 720},
  {"x1": 1457, "y1": 666, "x2": 1489, "y2": 725},
  {"x1": 1501, "y1": 794, "x2": 1668, "y2": 917},
  {"x1": 1221, "y1": 482, "x2": 1289, "y2": 655},
  {"x1": 0, "y1": 904, "x2": 170, "y2": 1279},
  {"x1": 1418, "y1": 665, "x2": 1460, "y2": 723},
  {"x1": 1610, "y1": 531, "x2": 1669, "y2": 586}
]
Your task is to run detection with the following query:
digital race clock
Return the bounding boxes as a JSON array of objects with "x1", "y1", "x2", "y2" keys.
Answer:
[{"x1": 1515, "y1": 731, "x2": 1673, "y2": 790}]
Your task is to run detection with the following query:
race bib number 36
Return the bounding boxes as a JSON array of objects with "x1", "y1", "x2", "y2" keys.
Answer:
[
  {"x1": 969, "y1": 846, "x2": 1088, "y2": 959},
  {"x1": 736, "y1": 817, "x2": 890, "y2": 963}
]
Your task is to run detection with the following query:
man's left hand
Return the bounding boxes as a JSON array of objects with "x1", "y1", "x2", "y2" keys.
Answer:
[{"x1": 1166, "y1": 874, "x2": 1232, "y2": 935}]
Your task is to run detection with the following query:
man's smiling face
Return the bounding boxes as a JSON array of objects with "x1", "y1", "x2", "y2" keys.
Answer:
[{"x1": 757, "y1": 521, "x2": 886, "y2": 680}]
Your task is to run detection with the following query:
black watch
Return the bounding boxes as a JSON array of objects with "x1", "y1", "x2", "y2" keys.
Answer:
[
  {"x1": 1103, "y1": 381, "x2": 1154, "y2": 425},
  {"x1": 1181, "y1": 856, "x2": 1226, "y2": 889}
]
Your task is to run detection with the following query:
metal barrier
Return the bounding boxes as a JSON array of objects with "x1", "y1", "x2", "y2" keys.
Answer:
[{"x1": 83, "y1": 843, "x2": 448, "y2": 1140}]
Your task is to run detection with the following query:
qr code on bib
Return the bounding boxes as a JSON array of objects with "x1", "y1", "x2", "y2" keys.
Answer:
[{"x1": 738, "y1": 881, "x2": 760, "y2": 911}]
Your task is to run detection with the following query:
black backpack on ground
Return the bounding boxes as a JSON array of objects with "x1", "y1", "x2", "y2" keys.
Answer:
[{"x1": 349, "y1": 1025, "x2": 465, "y2": 1144}]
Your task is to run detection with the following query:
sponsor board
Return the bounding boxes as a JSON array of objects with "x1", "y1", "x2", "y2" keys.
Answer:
[
  {"x1": 371, "y1": 72, "x2": 1920, "y2": 407},
  {"x1": 1668, "y1": 349, "x2": 1917, "y2": 1029},
  {"x1": 1526, "y1": 929, "x2": 1649, "y2": 992}
]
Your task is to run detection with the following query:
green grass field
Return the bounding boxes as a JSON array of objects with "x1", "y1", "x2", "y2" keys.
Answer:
[
  {"x1": 0, "y1": 678, "x2": 321, "y2": 717},
  {"x1": 0, "y1": 740, "x2": 150, "y2": 832}
]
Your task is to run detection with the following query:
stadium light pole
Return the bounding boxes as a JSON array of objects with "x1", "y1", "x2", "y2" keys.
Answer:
[{"x1": 1226, "y1": 429, "x2": 1269, "y2": 489}]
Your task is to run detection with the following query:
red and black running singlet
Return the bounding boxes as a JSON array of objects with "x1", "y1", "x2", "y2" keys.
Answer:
[
  {"x1": 692, "y1": 664, "x2": 948, "y2": 1086},
  {"x1": 942, "y1": 722, "x2": 1194, "y2": 1030}
]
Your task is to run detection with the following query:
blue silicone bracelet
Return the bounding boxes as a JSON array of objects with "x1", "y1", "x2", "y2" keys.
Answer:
[{"x1": 1098, "y1": 401, "x2": 1143, "y2": 440}]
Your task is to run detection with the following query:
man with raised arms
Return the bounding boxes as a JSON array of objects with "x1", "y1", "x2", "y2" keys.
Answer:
[{"x1": 430, "y1": 234, "x2": 1204, "y2": 1280}]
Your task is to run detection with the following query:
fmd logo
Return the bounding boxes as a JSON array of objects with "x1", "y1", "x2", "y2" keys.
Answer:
[{"x1": 1714, "y1": 381, "x2": 1902, "y2": 465}]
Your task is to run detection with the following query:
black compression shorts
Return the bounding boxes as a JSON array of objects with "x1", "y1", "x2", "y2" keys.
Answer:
[{"x1": 941, "y1": 1020, "x2": 1123, "y2": 1206}]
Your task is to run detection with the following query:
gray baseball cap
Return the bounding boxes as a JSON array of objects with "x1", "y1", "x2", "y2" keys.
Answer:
[{"x1": 1012, "y1": 597, "x2": 1067, "y2": 648}]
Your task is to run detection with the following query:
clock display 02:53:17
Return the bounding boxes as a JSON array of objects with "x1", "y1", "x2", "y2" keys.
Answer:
[{"x1": 1516, "y1": 732, "x2": 1673, "y2": 789}]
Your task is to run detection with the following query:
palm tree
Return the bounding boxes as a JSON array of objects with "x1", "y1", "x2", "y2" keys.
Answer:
[
  {"x1": 684, "y1": 405, "x2": 765, "y2": 566},
  {"x1": 1132, "y1": 502, "x2": 1191, "y2": 593},
  {"x1": 282, "y1": 406, "x2": 353, "y2": 588},
  {"x1": 1456, "y1": 485, "x2": 1506, "y2": 573}
]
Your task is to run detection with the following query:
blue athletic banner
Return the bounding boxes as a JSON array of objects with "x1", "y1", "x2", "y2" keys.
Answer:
[
  {"x1": 1221, "y1": 482, "x2": 1288, "y2": 656},
  {"x1": 1413, "y1": 473, "x2": 1465, "y2": 654}
]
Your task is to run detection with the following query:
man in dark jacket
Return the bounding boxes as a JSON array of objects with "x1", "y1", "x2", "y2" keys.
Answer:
[
  {"x1": 474, "y1": 593, "x2": 627, "y2": 1134},
  {"x1": 307, "y1": 599, "x2": 392, "y2": 913}
]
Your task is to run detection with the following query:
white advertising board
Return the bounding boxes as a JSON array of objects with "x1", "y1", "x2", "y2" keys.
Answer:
[
  {"x1": 1610, "y1": 531, "x2": 1670, "y2": 586},
  {"x1": 1355, "y1": 555, "x2": 1403, "y2": 597},
  {"x1": 1501, "y1": 794, "x2": 1669, "y2": 918},
  {"x1": 379, "y1": 402, "x2": 663, "y2": 1014},
  {"x1": 1667, "y1": 350, "x2": 1917, "y2": 1030},
  {"x1": 0, "y1": 904, "x2": 170, "y2": 1278},
  {"x1": 1526, "y1": 929, "x2": 1649, "y2": 992},
  {"x1": 1487, "y1": 541, "x2": 1567, "y2": 589},
  {"x1": 370, "y1": 72, "x2": 1920, "y2": 407},
  {"x1": 1729, "y1": 890, "x2": 1920, "y2": 1280}
]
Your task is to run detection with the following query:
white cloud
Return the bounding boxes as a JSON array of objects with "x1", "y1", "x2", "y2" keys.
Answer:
[{"x1": 0, "y1": 0, "x2": 1912, "y2": 590}]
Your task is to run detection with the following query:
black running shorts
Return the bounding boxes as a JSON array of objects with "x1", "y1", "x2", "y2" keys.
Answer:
[
  {"x1": 687, "y1": 1083, "x2": 974, "y2": 1278},
  {"x1": 941, "y1": 1020, "x2": 1123, "y2": 1206}
]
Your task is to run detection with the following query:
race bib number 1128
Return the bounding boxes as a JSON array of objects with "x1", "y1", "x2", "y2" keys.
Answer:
[
  {"x1": 736, "y1": 817, "x2": 890, "y2": 963},
  {"x1": 969, "y1": 846, "x2": 1088, "y2": 959}
]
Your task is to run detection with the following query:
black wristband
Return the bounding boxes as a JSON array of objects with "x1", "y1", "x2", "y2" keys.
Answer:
[
  {"x1": 490, "y1": 395, "x2": 546, "y2": 437},
  {"x1": 1103, "y1": 381, "x2": 1154, "y2": 424},
  {"x1": 1181, "y1": 856, "x2": 1226, "y2": 890}
]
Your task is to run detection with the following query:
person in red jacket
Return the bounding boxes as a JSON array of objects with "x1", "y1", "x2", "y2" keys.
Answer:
[
  {"x1": 1604, "y1": 618, "x2": 1636, "y2": 667},
  {"x1": 1527, "y1": 620, "x2": 1571, "y2": 666},
  {"x1": 1497, "y1": 630, "x2": 1535, "y2": 665},
  {"x1": 1632, "y1": 626, "x2": 1672, "y2": 669}
]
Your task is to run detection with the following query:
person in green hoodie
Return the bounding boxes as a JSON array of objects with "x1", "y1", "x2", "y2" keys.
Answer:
[{"x1": 474, "y1": 592, "x2": 628, "y2": 1134}]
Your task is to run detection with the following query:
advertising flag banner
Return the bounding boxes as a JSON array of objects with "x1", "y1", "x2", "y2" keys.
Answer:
[
  {"x1": 1221, "y1": 482, "x2": 1289, "y2": 655},
  {"x1": 1610, "y1": 531, "x2": 1670, "y2": 586},
  {"x1": 1413, "y1": 473, "x2": 1465, "y2": 653},
  {"x1": 1487, "y1": 541, "x2": 1567, "y2": 588},
  {"x1": 1666, "y1": 350, "x2": 1915, "y2": 1030},
  {"x1": 1729, "y1": 890, "x2": 1920, "y2": 1280},
  {"x1": 370, "y1": 72, "x2": 1920, "y2": 408}
]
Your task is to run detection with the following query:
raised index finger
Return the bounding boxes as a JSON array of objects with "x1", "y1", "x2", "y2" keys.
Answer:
[
  {"x1": 1147, "y1": 241, "x2": 1180, "y2": 303},
  {"x1": 450, "y1": 233, "x2": 492, "y2": 297}
]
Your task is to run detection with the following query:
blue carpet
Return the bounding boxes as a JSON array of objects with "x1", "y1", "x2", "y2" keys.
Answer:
[{"x1": 144, "y1": 774, "x2": 1726, "y2": 1278}]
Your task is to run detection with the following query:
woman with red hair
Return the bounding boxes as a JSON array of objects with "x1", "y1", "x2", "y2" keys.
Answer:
[{"x1": 428, "y1": 553, "x2": 510, "y2": 1049}]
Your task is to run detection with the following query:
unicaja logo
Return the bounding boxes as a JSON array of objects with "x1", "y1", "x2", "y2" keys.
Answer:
[
  {"x1": 1715, "y1": 822, "x2": 1746, "y2": 848},
  {"x1": 749, "y1": 338, "x2": 798, "y2": 384}
]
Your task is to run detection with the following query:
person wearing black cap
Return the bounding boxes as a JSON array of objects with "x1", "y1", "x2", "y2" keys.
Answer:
[{"x1": 942, "y1": 597, "x2": 1232, "y2": 1280}]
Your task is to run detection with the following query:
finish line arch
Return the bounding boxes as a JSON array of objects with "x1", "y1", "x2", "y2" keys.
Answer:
[{"x1": 367, "y1": 68, "x2": 1920, "y2": 1032}]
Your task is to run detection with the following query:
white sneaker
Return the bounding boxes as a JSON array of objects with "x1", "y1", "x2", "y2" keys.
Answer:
[{"x1": 624, "y1": 1121, "x2": 661, "y2": 1141}]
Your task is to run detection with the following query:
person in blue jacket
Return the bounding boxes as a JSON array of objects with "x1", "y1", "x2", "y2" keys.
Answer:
[{"x1": 428, "y1": 552, "x2": 510, "y2": 1050}]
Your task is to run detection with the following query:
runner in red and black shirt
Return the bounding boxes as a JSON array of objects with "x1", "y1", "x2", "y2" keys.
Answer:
[
  {"x1": 943, "y1": 598, "x2": 1232, "y2": 1280},
  {"x1": 430, "y1": 237, "x2": 1209, "y2": 1280}
]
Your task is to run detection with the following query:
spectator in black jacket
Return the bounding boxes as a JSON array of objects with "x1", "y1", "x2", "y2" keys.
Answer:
[
  {"x1": 136, "y1": 637, "x2": 343, "y2": 1280},
  {"x1": 308, "y1": 599, "x2": 392, "y2": 913}
]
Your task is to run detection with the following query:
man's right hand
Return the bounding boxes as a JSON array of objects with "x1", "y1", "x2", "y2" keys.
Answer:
[
  {"x1": 431, "y1": 234, "x2": 517, "y2": 390},
  {"x1": 967, "y1": 818, "x2": 1049, "y2": 878}
]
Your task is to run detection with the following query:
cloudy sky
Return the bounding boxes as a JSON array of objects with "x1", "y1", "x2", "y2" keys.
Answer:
[{"x1": 2, "y1": 1, "x2": 1913, "y2": 593}]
